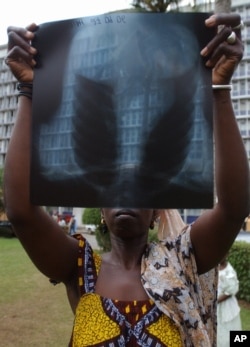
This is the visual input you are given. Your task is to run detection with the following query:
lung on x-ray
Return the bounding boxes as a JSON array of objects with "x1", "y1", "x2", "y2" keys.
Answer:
[{"x1": 31, "y1": 12, "x2": 214, "y2": 208}]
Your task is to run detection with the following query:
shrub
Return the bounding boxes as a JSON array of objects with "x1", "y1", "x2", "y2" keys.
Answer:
[
  {"x1": 82, "y1": 208, "x2": 101, "y2": 225},
  {"x1": 0, "y1": 226, "x2": 15, "y2": 238},
  {"x1": 229, "y1": 241, "x2": 250, "y2": 302},
  {"x1": 148, "y1": 228, "x2": 158, "y2": 242},
  {"x1": 95, "y1": 226, "x2": 111, "y2": 252}
]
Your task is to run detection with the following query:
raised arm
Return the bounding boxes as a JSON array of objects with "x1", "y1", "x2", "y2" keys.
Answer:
[
  {"x1": 3, "y1": 24, "x2": 78, "y2": 283},
  {"x1": 191, "y1": 14, "x2": 250, "y2": 274}
]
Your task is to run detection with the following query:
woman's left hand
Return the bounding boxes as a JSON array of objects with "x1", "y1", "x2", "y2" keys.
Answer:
[{"x1": 201, "y1": 13, "x2": 244, "y2": 85}]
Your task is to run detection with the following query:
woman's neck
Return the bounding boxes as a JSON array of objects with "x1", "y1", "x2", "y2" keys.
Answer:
[{"x1": 103, "y1": 235, "x2": 148, "y2": 270}]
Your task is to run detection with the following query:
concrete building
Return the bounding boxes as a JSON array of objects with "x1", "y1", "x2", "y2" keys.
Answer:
[
  {"x1": 179, "y1": 0, "x2": 250, "y2": 164},
  {"x1": 1, "y1": 1, "x2": 250, "y2": 223},
  {"x1": 231, "y1": 1, "x2": 250, "y2": 162},
  {"x1": 0, "y1": 44, "x2": 15, "y2": 167},
  {"x1": 178, "y1": 0, "x2": 250, "y2": 221}
]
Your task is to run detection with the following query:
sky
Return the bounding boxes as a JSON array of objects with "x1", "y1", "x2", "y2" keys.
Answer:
[{"x1": 0, "y1": 0, "x2": 132, "y2": 45}]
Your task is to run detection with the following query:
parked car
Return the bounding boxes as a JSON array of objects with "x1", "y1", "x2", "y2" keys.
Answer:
[
  {"x1": 84, "y1": 224, "x2": 97, "y2": 234},
  {"x1": 0, "y1": 220, "x2": 15, "y2": 237}
]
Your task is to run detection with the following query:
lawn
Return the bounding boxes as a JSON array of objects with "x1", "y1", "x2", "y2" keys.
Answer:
[
  {"x1": 239, "y1": 300, "x2": 250, "y2": 330},
  {"x1": 0, "y1": 236, "x2": 250, "y2": 346},
  {"x1": 0, "y1": 236, "x2": 73, "y2": 346}
]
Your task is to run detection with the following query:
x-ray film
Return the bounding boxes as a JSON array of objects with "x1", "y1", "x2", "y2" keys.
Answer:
[{"x1": 31, "y1": 12, "x2": 215, "y2": 208}]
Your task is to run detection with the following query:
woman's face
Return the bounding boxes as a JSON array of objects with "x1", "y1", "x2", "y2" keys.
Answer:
[{"x1": 101, "y1": 208, "x2": 157, "y2": 238}]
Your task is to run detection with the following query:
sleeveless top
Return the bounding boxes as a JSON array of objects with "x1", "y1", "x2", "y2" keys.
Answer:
[{"x1": 69, "y1": 234, "x2": 182, "y2": 347}]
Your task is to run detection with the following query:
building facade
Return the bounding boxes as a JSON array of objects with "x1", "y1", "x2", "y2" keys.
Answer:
[
  {"x1": 0, "y1": 44, "x2": 16, "y2": 167},
  {"x1": 231, "y1": 1, "x2": 250, "y2": 162}
]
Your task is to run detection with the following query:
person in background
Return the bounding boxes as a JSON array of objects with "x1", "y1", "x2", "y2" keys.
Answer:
[
  {"x1": 3, "y1": 13, "x2": 250, "y2": 346},
  {"x1": 69, "y1": 216, "x2": 77, "y2": 235},
  {"x1": 217, "y1": 253, "x2": 242, "y2": 347}
]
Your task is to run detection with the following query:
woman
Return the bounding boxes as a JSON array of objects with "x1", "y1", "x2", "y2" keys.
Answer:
[
  {"x1": 4, "y1": 13, "x2": 250, "y2": 346},
  {"x1": 217, "y1": 254, "x2": 242, "y2": 347}
]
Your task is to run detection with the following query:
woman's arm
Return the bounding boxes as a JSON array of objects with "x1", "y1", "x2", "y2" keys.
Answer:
[
  {"x1": 191, "y1": 14, "x2": 250, "y2": 274},
  {"x1": 218, "y1": 294, "x2": 231, "y2": 304},
  {"x1": 4, "y1": 24, "x2": 78, "y2": 283}
]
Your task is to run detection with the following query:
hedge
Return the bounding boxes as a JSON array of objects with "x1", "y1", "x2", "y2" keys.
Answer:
[{"x1": 229, "y1": 241, "x2": 250, "y2": 302}]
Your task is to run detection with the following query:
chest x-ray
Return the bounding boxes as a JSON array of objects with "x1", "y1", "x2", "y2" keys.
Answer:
[{"x1": 31, "y1": 12, "x2": 214, "y2": 208}]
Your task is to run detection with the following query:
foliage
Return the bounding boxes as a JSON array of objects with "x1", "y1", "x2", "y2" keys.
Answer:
[
  {"x1": 82, "y1": 208, "x2": 101, "y2": 225},
  {"x1": 132, "y1": 0, "x2": 179, "y2": 12},
  {"x1": 95, "y1": 226, "x2": 112, "y2": 252},
  {"x1": 229, "y1": 241, "x2": 250, "y2": 302},
  {"x1": 148, "y1": 228, "x2": 158, "y2": 242},
  {"x1": 0, "y1": 225, "x2": 15, "y2": 238}
]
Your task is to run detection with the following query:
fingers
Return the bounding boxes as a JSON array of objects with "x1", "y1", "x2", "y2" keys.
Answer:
[
  {"x1": 205, "y1": 13, "x2": 241, "y2": 29},
  {"x1": 7, "y1": 24, "x2": 37, "y2": 56},
  {"x1": 200, "y1": 13, "x2": 244, "y2": 85},
  {"x1": 6, "y1": 45, "x2": 36, "y2": 68},
  {"x1": 201, "y1": 25, "x2": 232, "y2": 57},
  {"x1": 200, "y1": 13, "x2": 243, "y2": 66},
  {"x1": 201, "y1": 26, "x2": 243, "y2": 64},
  {"x1": 201, "y1": 13, "x2": 243, "y2": 55},
  {"x1": 206, "y1": 43, "x2": 243, "y2": 72},
  {"x1": 5, "y1": 24, "x2": 38, "y2": 82}
]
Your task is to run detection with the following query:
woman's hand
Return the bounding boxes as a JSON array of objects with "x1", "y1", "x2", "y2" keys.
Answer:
[
  {"x1": 201, "y1": 13, "x2": 244, "y2": 85},
  {"x1": 5, "y1": 23, "x2": 38, "y2": 83}
]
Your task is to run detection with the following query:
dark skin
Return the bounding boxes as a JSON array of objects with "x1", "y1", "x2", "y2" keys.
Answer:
[
  {"x1": 4, "y1": 13, "x2": 250, "y2": 314},
  {"x1": 95, "y1": 209, "x2": 158, "y2": 301}
]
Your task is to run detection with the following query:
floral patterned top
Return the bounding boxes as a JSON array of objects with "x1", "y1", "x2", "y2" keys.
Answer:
[{"x1": 141, "y1": 226, "x2": 218, "y2": 346}]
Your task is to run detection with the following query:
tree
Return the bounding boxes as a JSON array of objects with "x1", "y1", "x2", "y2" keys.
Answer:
[
  {"x1": 132, "y1": 0, "x2": 179, "y2": 12},
  {"x1": 82, "y1": 208, "x2": 111, "y2": 251}
]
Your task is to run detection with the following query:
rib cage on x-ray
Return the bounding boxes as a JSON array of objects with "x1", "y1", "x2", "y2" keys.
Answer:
[{"x1": 34, "y1": 13, "x2": 213, "y2": 207}]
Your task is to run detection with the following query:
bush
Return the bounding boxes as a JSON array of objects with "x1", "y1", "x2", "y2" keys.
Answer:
[
  {"x1": 229, "y1": 241, "x2": 250, "y2": 302},
  {"x1": 148, "y1": 228, "x2": 158, "y2": 243},
  {"x1": 82, "y1": 208, "x2": 101, "y2": 225},
  {"x1": 82, "y1": 208, "x2": 108, "y2": 250},
  {"x1": 95, "y1": 226, "x2": 111, "y2": 252},
  {"x1": 0, "y1": 225, "x2": 15, "y2": 238}
]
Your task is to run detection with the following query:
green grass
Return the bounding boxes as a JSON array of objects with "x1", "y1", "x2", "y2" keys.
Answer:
[
  {"x1": 1, "y1": 236, "x2": 250, "y2": 346},
  {"x1": 240, "y1": 305, "x2": 250, "y2": 330},
  {"x1": 0, "y1": 237, "x2": 73, "y2": 346}
]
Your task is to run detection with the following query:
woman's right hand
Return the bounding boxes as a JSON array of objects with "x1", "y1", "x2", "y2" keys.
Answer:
[{"x1": 5, "y1": 23, "x2": 38, "y2": 83}]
